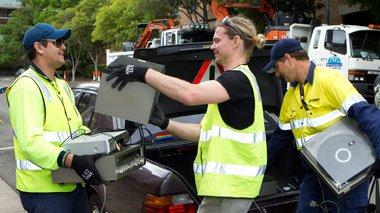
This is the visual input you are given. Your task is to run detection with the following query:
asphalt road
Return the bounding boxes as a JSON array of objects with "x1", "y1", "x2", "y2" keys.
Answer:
[
  {"x1": 0, "y1": 77, "x2": 14, "y2": 148},
  {"x1": 0, "y1": 76, "x2": 17, "y2": 189}
]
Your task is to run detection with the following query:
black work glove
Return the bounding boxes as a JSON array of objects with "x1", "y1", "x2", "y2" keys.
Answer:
[
  {"x1": 71, "y1": 154, "x2": 102, "y2": 185},
  {"x1": 105, "y1": 64, "x2": 148, "y2": 91},
  {"x1": 149, "y1": 103, "x2": 169, "y2": 130}
]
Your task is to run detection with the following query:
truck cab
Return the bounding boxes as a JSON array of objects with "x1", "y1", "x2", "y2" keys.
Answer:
[
  {"x1": 151, "y1": 27, "x2": 214, "y2": 47},
  {"x1": 290, "y1": 23, "x2": 380, "y2": 101}
]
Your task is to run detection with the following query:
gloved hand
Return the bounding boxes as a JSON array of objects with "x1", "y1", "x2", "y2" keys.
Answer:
[
  {"x1": 71, "y1": 154, "x2": 102, "y2": 185},
  {"x1": 149, "y1": 104, "x2": 169, "y2": 130},
  {"x1": 105, "y1": 64, "x2": 148, "y2": 91}
]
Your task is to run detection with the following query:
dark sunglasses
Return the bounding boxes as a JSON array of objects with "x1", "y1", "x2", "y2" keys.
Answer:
[
  {"x1": 40, "y1": 39, "x2": 65, "y2": 48},
  {"x1": 221, "y1": 16, "x2": 243, "y2": 37}
]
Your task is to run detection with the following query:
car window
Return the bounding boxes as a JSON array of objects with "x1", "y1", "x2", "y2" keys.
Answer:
[
  {"x1": 324, "y1": 29, "x2": 347, "y2": 55},
  {"x1": 75, "y1": 90, "x2": 114, "y2": 130},
  {"x1": 72, "y1": 90, "x2": 82, "y2": 107}
]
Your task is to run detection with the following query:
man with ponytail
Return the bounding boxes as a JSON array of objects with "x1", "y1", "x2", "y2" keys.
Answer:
[{"x1": 106, "y1": 15, "x2": 266, "y2": 212}]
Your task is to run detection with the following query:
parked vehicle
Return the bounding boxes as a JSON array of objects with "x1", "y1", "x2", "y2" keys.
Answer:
[{"x1": 290, "y1": 23, "x2": 380, "y2": 102}]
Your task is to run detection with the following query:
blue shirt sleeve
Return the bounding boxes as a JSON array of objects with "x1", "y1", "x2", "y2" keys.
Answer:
[
  {"x1": 268, "y1": 127, "x2": 295, "y2": 164},
  {"x1": 348, "y1": 101, "x2": 380, "y2": 159}
]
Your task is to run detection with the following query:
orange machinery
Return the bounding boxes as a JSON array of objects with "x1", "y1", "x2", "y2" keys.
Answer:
[
  {"x1": 210, "y1": 0, "x2": 288, "y2": 42},
  {"x1": 135, "y1": 19, "x2": 176, "y2": 48}
]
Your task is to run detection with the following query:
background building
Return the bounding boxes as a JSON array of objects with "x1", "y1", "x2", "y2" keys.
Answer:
[{"x1": 0, "y1": 0, "x2": 21, "y2": 25}]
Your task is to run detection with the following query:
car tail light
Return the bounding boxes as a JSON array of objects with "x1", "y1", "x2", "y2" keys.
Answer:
[{"x1": 144, "y1": 193, "x2": 197, "y2": 213}]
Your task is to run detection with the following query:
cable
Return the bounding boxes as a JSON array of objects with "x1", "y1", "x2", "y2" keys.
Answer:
[
  {"x1": 316, "y1": 176, "x2": 325, "y2": 204},
  {"x1": 59, "y1": 128, "x2": 87, "y2": 147},
  {"x1": 251, "y1": 198, "x2": 266, "y2": 213},
  {"x1": 319, "y1": 200, "x2": 339, "y2": 213},
  {"x1": 314, "y1": 176, "x2": 339, "y2": 213},
  {"x1": 100, "y1": 183, "x2": 106, "y2": 213},
  {"x1": 142, "y1": 126, "x2": 164, "y2": 157}
]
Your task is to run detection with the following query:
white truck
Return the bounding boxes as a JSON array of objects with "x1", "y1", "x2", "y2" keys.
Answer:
[
  {"x1": 106, "y1": 27, "x2": 214, "y2": 65},
  {"x1": 290, "y1": 23, "x2": 380, "y2": 101}
]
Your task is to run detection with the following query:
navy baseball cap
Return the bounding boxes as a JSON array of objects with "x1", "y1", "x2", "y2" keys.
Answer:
[
  {"x1": 22, "y1": 23, "x2": 71, "y2": 50},
  {"x1": 262, "y1": 38, "x2": 303, "y2": 73}
]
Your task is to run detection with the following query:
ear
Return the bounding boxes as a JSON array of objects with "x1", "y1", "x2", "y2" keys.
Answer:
[
  {"x1": 34, "y1": 42, "x2": 44, "y2": 55},
  {"x1": 284, "y1": 53, "x2": 292, "y2": 62},
  {"x1": 233, "y1": 35, "x2": 240, "y2": 46}
]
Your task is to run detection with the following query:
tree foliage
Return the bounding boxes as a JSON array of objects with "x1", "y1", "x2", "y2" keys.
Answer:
[
  {"x1": 50, "y1": 0, "x2": 107, "y2": 80},
  {"x1": 0, "y1": 0, "x2": 81, "y2": 70},
  {"x1": 92, "y1": 0, "x2": 179, "y2": 50},
  {"x1": 346, "y1": 0, "x2": 380, "y2": 23},
  {"x1": 0, "y1": 0, "x2": 326, "y2": 73},
  {"x1": 0, "y1": 7, "x2": 33, "y2": 70}
]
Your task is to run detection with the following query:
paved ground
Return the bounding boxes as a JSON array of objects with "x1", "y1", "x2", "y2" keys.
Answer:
[{"x1": 0, "y1": 76, "x2": 25, "y2": 212}]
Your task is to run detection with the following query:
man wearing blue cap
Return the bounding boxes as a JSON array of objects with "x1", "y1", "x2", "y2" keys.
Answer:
[
  {"x1": 6, "y1": 23, "x2": 102, "y2": 212},
  {"x1": 264, "y1": 38, "x2": 380, "y2": 212}
]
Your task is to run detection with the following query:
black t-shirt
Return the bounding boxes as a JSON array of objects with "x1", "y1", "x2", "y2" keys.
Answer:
[{"x1": 216, "y1": 70, "x2": 255, "y2": 130}]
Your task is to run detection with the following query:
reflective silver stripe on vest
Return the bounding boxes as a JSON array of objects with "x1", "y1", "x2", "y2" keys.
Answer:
[
  {"x1": 20, "y1": 70, "x2": 53, "y2": 102},
  {"x1": 63, "y1": 83, "x2": 74, "y2": 104},
  {"x1": 239, "y1": 65, "x2": 262, "y2": 102},
  {"x1": 194, "y1": 162, "x2": 266, "y2": 177},
  {"x1": 290, "y1": 110, "x2": 344, "y2": 129},
  {"x1": 341, "y1": 94, "x2": 366, "y2": 114},
  {"x1": 43, "y1": 131, "x2": 72, "y2": 142},
  {"x1": 16, "y1": 159, "x2": 43, "y2": 171},
  {"x1": 279, "y1": 122, "x2": 291, "y2": 130},
  {"x1": 199, "y1": 126, "x2": 266, "y2": 144},
  {"x1": 295, "y1": 133, "x2": 317, "y2": 148}
]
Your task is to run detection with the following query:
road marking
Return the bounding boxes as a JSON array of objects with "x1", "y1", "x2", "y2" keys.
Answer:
[{"x1": 0, "y1": 146, "x2": 14, "y2": 151}]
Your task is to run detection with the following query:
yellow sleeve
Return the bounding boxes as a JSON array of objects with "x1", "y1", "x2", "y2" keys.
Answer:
[
  {"x1": 319, "y1": 70, "x2": 361, "y2": 111},
  {"x1": 278, "y1": 89, "x2": 294, "y2": 130},
  {"x1": 8, "y1": 78, "x2": 62, "y2": 170}
]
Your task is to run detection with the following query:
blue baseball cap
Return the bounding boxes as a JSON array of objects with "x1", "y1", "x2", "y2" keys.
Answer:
[
  {"x1": 22, "y1": 23, "x2": 71, "y2": 50},
  {"x1": 262, "y1": 38, "x2": 303, "y2": 73}
]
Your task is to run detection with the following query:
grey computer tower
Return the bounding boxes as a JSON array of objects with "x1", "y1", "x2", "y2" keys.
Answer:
[{"x1": 95, "y1": 56, "x2": 165, "y2": 124}]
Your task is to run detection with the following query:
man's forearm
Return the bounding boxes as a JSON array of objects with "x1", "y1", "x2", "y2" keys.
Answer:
[
  {"x1": 166, "y1": 120, "x2": 201, "y2": 142},
  {"x1": 145, "y1": 68, "x2": 196, "y2": 105}
]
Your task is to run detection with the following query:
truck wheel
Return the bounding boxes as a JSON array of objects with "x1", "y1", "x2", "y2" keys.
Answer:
[{"x1": 88, "y1": 193, "x2": 103, "y2": 213}]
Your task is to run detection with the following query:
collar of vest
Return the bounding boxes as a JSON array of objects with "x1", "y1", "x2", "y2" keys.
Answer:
[
  {"x1": 30, "y1": 62, "x2": 57, "y2": 82},
  {"x1": 230, "y1": 64, "x2": 248, "y2": 71}
]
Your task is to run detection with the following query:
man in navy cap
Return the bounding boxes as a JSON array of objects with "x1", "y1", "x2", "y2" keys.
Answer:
[
  {"x1": 6, "y1": 23, "x2": 101, "y2": 212},
  {"x1": 264, "y1": 38, "x2": 380, "y2": 212}
]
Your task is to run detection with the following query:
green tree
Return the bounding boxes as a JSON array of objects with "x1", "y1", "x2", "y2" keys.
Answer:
[
  {"x1": 0, "y1": 7, "x2": 33, "y2": 70},
  {"x1": 51, "y1": 0, "x2": 107, "y2": 81},
  {"x1": 0, "y1": 0, "x2": 81, "y2": 71},
  {"x1": 92, "y1": 0, "x2": 179, "y2": 50}
]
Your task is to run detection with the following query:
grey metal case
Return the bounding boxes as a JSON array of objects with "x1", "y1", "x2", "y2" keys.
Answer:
[
  {"x1": 95, "y1": 56, "x2": 165, "y2": 124},
  {"x1": 300, "y1": 117, "x2": 375, "y2": 196}
]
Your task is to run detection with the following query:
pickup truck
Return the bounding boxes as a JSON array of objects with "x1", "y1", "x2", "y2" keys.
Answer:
[
  {"x1": 73, "y1": 43, "x2": 302, "y2": 212},
  {"x1": 290, "y1": 23, "x2": 380, "y2": 102}
]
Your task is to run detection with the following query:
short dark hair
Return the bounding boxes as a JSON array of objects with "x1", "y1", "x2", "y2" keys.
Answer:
[
  {"x1": 290, "y1": 50, "x2": 309, "y2": 60},
  {"x1": 26, "y1": 41, "x2": 47, "y2": 61}
]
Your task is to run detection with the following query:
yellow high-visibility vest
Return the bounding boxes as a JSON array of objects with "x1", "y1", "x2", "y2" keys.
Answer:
[
  {"x1": 7, "y1": 67, "x2": 88, "y2": 193},
  {"x1": 194, "y1": 65, "x2": 267, "y2": 198}
]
